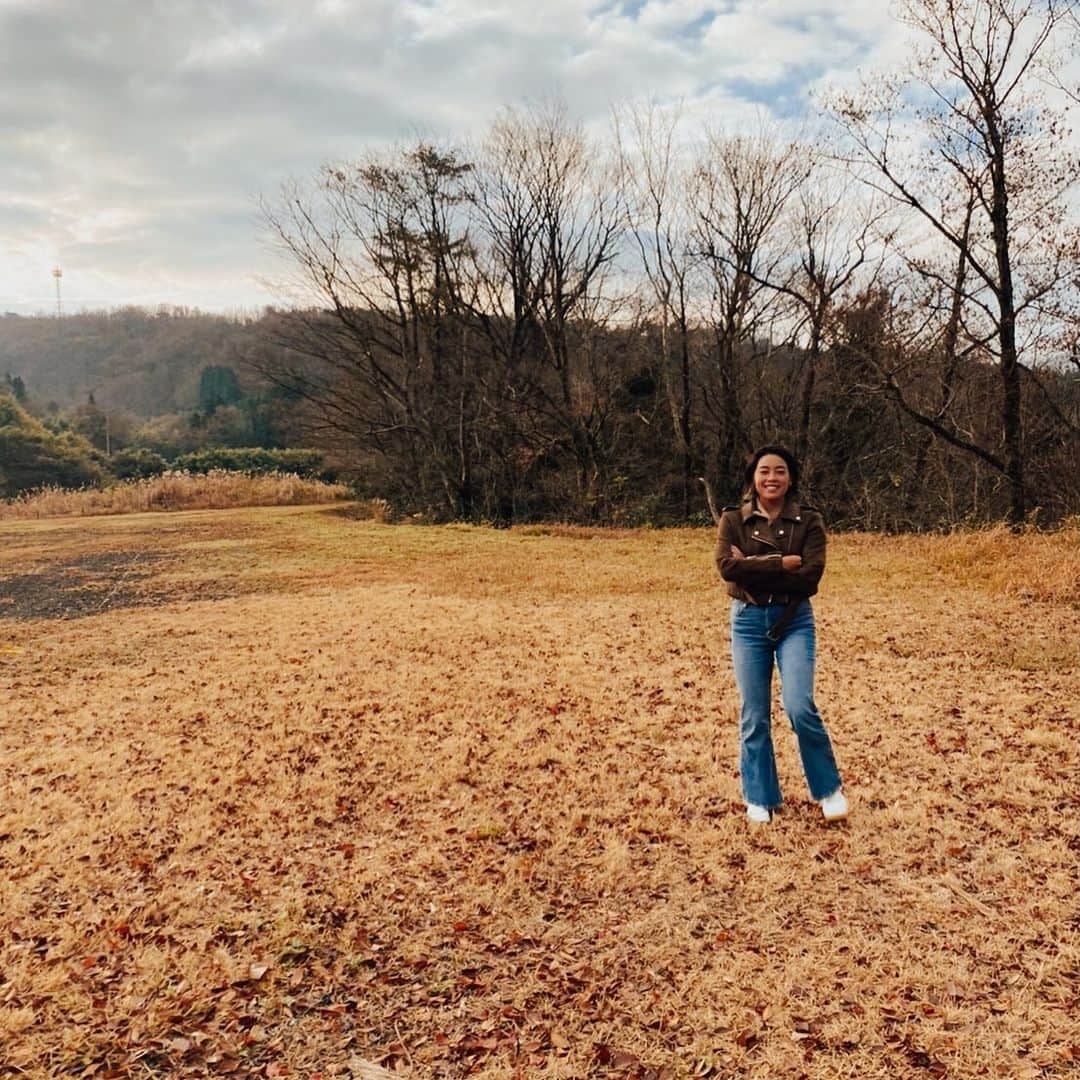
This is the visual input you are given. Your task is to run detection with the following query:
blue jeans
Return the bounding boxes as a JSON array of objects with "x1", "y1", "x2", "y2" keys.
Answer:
[{"x1": 729, "y1": 599, "x2": 842, "y2": 808}]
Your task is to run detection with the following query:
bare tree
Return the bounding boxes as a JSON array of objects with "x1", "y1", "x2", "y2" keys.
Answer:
[
  {"x1": 468, "y1": 109, "x2": 563, "y2": 519},
  {"x1": 260, "y1": 142, "x2": 481, "y2": 517},
  {"x1": 691, "y1": 126, "x2": 808, "y2": 480},
  {"x1": 615, "y1": 102, "x2": 705, "y2": 518},
  {"x1": 472, "y1": 103, "x2": 627, "y2": 517},
  {"x1": 830, "y1": 0, "x2": 1080, "y2": 523},
  {"x1": 720, "y1": 156, "x2": 888, "y2": 473}
]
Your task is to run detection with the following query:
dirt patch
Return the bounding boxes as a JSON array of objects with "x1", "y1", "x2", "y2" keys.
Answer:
[
  {"x1": 0, "y1": 552, "x2": 169, "y2": 620},
  {"x1": 0, "y1": 551, "x2": 282, "y2": 621},
  {"x1": 0, "y1": 511, "x2": 319, "y2": 621}
]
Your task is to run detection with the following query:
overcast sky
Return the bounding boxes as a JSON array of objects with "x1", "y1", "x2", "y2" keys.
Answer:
[{"x1": 0, "y1": 0, "x2": 915, "y2": 316}]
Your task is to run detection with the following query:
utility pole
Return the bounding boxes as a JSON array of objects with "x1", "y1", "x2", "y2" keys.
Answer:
[{"x1": 52, "y1": 265, "x2": 69, "y2": 396}]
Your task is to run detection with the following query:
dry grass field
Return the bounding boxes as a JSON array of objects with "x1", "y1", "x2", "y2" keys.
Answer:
[{"x1": 0, "y1": 506, "x2": 1077, "y2": 1079}]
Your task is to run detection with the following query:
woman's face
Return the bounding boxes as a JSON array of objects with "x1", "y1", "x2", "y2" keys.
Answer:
[{"x1": 753, "y1": 454, "x2": 791, "y2": 503}]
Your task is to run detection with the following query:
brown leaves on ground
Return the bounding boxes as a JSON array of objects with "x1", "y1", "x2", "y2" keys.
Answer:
[{"x1": 0, "y1": 507, "x2": 1077, "y2": 1078}]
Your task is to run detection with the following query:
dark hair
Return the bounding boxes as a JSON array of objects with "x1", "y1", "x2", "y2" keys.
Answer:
[{"x1": 742, "y1": 444, "x2": 800, "y2": 498}]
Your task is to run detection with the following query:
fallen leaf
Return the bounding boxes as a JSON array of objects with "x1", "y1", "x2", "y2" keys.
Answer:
[{"x1": 347, "y1": 1059, "x2": 398, "y2": 1079}]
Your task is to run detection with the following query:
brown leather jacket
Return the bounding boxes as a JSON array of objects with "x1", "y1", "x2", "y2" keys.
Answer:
[{"x1": 714, "y1": 496, "x2": 826, "y2": 604}]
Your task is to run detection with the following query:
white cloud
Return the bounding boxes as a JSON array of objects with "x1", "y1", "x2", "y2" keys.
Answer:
[{"x1": 0, "y1": 0, "x2": 932, "y2": 313}]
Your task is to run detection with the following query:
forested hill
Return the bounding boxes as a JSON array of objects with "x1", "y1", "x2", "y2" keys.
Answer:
[{"x1": 0, "y1": 308, "x2": 263, "y2": 416}]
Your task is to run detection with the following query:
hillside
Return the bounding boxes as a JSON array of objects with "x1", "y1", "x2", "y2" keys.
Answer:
[{"x1": 0, "y1": 308, "x2": 264, "y2": 416}]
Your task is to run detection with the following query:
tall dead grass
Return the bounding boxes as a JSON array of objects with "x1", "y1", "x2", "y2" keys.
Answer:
[
  {"x1": 0, "y1": 469, "x2": 352, "y2": 521},
  {"x1": 868, "y1": 521, "x2": 1080, "y2": 605}
]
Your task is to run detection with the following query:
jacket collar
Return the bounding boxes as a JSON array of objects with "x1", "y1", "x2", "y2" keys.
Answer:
[{"x1": 740, "y1": 495, "x2": 803, "y2": 523}]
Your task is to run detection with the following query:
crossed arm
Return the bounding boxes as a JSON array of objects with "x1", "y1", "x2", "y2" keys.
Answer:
[{"x1": 715, "y1": 514, "x2": 825, "y2": 595}]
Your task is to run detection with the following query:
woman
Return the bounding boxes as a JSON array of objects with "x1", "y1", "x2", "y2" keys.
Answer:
[{"x1": 715, "y1": 446, "x2": 848, "y2": 824}]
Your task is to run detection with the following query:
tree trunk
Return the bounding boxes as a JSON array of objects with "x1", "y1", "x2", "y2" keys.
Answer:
[
  {"x1": 989, "y1": 134, "x2": 1025, "y2": 526},
  {"x1": 797, "y1": 318, "x2": 821, "y2": 463},
  {"x1": 679, "y1": 327, "x2": 693, "y2": 520}
]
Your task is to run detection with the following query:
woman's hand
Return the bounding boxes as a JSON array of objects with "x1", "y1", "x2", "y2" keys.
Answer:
[
  {"x1": 782, "y1": 555, "x2": 803, "y2": 571},
  {"x1": 730, "y1": 545, "x2": 745, "y2": 560}
]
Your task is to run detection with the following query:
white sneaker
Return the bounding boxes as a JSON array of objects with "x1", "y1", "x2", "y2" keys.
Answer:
[
  {"x1": 820, "y1": 789, "x2": 849, "y2": 821},
  {"x1": 746, "y1": 803, "x2": 771, "y2": 824}
]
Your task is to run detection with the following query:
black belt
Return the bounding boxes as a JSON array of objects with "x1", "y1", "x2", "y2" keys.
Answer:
[{"x1": 765, "y1": 597, "x2": 803, "y2": 643}]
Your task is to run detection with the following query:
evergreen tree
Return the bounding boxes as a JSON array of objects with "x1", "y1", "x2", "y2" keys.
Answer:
[
  {"x1": 197, "y1": 365, "x2": 243, "y2": 413},
  {"x1": 0, "y1": 392, "x2": 104, "y2": 497}
]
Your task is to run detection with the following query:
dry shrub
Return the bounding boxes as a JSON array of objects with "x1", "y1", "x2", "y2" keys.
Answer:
[
  {"x1": 368, "y1": 497, "x2": 395, "y2": 524},
  {"x1": 325, "y1": 497, "x2": 402, "y2": 523},
  {"x1": 0, "y1": 469, "x2": 351, "y2": 521}
]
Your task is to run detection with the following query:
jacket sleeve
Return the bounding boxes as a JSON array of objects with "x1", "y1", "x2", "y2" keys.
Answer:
[
  {"x1": 774, "y1": 514, "x2": 826, "y2": 594},
  {"x1": 715, "y1": 511, "x2": 784, "y2": 583}
]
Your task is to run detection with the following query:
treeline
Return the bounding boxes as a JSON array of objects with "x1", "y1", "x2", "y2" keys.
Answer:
[
  {"x1": 8, "y1": 296, "x2": 1075, "y2": 527},
  {"x1": 256, "y1": 0, "x2": 1079, "y2": 529},
  {"x1": 4, "y1": 1, "x2": 1078, "y2": 529}
]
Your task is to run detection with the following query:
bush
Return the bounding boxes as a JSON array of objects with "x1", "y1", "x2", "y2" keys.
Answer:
[
  {"x1": 128, "y1": 413, "x2": 203, "y2": 458},
  {"x1": 0, "y1": 392, "x2": 105, "y2": 497},
  {"x1": 173, "y1": 447, "x2": 327, "y2": 478},
  {"x1": 109, "y1": 447, "x2": 168, "y2": 481}
]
